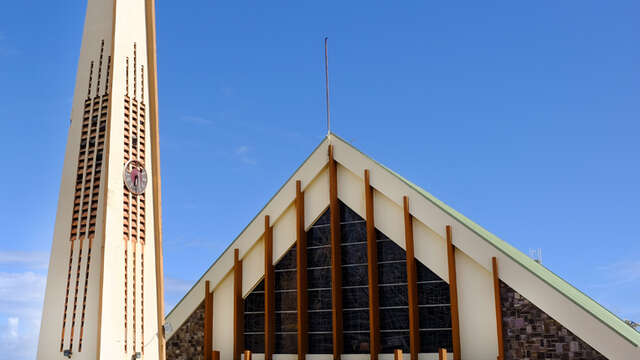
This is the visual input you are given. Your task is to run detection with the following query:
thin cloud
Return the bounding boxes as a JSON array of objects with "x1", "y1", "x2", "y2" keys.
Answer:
[
  {"x1": 0, "y1": 251, "x2": 49, "y2": 270},
  {"x1": 235, "y1": 145, "x2": 256, "y2": 165},
  {"x1": 0, "y1": 272, "x2": 45, "y2": 360},
  {"x1": 596, "y1": 260, "x2": 640, "y2": 287},
  {"x1": 164, "y1": 276, "x2": 192, "y2": 294}
]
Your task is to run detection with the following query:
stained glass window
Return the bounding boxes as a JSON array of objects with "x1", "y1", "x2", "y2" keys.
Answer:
[
  {"x1": 307, "y1": 207, "x2": 333, "y2": 353},
  {"x1": 244, "y1": 280, "x2": 265, "y2": 352},
  {"x1": 275, "y1": 245, "x2": 298, "y2": 353}
]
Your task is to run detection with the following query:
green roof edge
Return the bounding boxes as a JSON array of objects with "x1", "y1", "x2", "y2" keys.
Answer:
[{"x1": 330, "y1": 132, "x2": 640, "y2": 347}]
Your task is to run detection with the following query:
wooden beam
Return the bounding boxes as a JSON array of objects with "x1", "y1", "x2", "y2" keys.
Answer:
[
  {"x1": 233, "y1": 249, "x2": 243, "y2": 360},
  {"x1": 439, "y1": 348, "x2": 447, "y2": 360},
  {"x1": 204, "y1": 280, "x2": 212, "y2": 360},
  {"x1": 328, "y1": 145, "x2": 343, "y2": 359},
  {"x1": 394, "y1": 349, "x2": 403, "y2": 360},
  {"x1": 403, "y1": 196, "x2": 420, "y2": 360},
  {"x1": 492, "y1": 257, "x2": 505, "y2": 360},
  {"x1": 264, "y1": 216, "x2": 275, "y2": 360},
  {"x1": 365, "y1": 170, "x2": 380, "y2": 358},
  {"x1": 446, "y1": 226, "x2": 461, "y2": 360},
  {"x1": 295, "y1": 180, "x2": 308, "y2": 360}
]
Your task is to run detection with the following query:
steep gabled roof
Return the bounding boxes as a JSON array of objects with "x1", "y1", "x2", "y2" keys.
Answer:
[
  {"x1": 335, "y1": 133, "x2": 640, "y2": 347},
  {"x1": 165, "y1": 133, "x2": 640, "y2": 353}
]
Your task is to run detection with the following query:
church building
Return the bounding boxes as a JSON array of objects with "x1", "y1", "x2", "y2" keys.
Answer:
[
  {"x1": 164, "y1": 134, "x2": 640, "y2": 360},
  {"x1": 36, "y1": 0, "x2": 639, "y2": 358}
]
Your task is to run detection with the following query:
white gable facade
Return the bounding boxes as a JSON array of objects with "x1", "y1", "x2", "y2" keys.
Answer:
[{"x1": 165, "y1": 134, "x2": 640, "y2": 360}]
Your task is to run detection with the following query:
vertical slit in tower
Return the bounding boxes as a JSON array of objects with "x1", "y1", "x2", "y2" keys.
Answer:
[
  {"x1": 87, "y1": 61, "x2": 94, "y2": 99},
  {"x1": 96, "y1": 40, "x2": 104, "y2": 97},
  {"x1": 126, "y1": 57, "x2": 130, "y2": 97},
  {"x1": 104, "y1": 56, "x2": 112, "y2": 95},
  {"x1": 133, "y1": 43, "x2": 137, "y2": 100},
  {"x1": 60, "y1": 241, "x2": 75, "y2": 351}
]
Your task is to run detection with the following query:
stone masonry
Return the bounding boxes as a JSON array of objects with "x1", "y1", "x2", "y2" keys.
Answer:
[
  {"x1": 166, "y1": 301, "x2": 205, "y2": 360},
  {"x1": 500, "y1": 281, "x2": 607, "y2": 360}
]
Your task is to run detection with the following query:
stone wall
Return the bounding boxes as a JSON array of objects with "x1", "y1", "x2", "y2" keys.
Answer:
[
  {"x1": 166, "y1": 301, "x2": 205, "y2": 360},
  {"x1": 500, "y1": 281, "x2": 606, "y2": 360}
]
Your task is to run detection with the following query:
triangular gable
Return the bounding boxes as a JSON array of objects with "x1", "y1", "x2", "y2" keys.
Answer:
[{"x1": 165, "y1": 133, "x2": 640, "y2": 359}]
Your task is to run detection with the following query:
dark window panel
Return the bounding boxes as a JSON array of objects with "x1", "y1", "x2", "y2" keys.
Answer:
[
  {"x1": 275, "y1": 333, "x2": 298, "y2": 354},
  {"x1": 275, "y1": 270, "x2": 297, "y2": 291},
  {"x1": 380, "y1": 331, "x2": 410, "y2": 352},
  {"x1": 275, "y1": 245, "x2": 297, "y2": 270},
  {"x1": 419, "y1": 329, "x2": 453, "y2": 353},
  {"x1": 343, "y1": 309, "x2": 370, "y2": 332},
  {"x1": 308, "y1": 333, "x2": 333, "y2": 353},
  {"x1": 308, "y1": 268, "x2": 331, "y2": 289},
  {"x1": 312, "y1": 208, "x2": 331, "y2": 226},
  {"x1": 377, "y1": 240, "x2": 406, "y2": 262},
  {"x1": 344, "y1": 332, "x2": 370, "y2": 354},
  {"x1": 244, "y1": 333, "x2": 265, "y2": 353},
  {"x1": 275, "y1": 312, "x2": 298, "y2": 333},
  {"x1": 340, "y1": 222, "x2": 367, "y2": 244},
  {"x1": 341, "y1": 242, "x2": 367, "y2": 265},
  {"x1": 343, "y1": 286, "x2": 369, "y2": 309},
  {"x1": 307, "y1": 226, "x2": 330, "y2": 247},
  {"x1": 417, "y1": 281, "x2": 450, "y2": 305},
  {"x1": 379, "y1": 285, "x2": 408, "y2": 308},
  {"x1": 244, "y1": 313, "x2": 265, "y2": 333},
  {"x1": 307, "y1": 246, "x2": 331, "y2": 268},
  {"x1": 375, "y1": 229, "x2": 390, "y2": 241},
  {"x1": 275, "y1": 290, "x2": 297, "y2": 312},
  {"x1": 342, "y1": 264, "x2": 368, "y2": 287},
  {"x1": 380, "y1": 308, "x2": 409, "y2": 331},
  {"x1": 339, "y1": 200, "x2": 363, "y2": 223},
  {"x1": 245, "y1": 291, "x2": 265, "y2": 313},
  {"x1": 419, "y1": 306, "x2": 452, "y2": 329},
  {"x1": 378, "y1": 261, "x2": 407, "y2": 284},
  {"x1": 416, "y1": 262, "x2": 442, "y2": 282},
  {"x1": 308, "y1": 310, "x2": 332, "y2": 332},
  {"x1": 253, "y1": 281, "x2": 265, "y2": 292},
  {"x1": 308, "y1": 289, "x2": 332, "y2": 310}
]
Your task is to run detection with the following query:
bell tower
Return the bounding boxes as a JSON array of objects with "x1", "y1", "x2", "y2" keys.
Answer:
[{"x1": 37, "y1": 0, "x2": 165, "y2": 359}]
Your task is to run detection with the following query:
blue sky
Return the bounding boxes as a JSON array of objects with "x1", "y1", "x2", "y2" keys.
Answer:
[{"x1": 1, "y1": 1, "x2": 639, "y2": 358}]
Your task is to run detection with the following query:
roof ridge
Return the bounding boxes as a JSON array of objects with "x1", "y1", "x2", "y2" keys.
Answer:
[{"x1": 331, "y1": 132, "x2": 640, "y2": 347}]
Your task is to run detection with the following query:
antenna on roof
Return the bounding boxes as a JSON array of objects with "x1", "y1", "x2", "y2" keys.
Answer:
[
  {"x1": 324, "y1": 37, "x2": 331, "y2": 140},
  {"x1": 529, "y1": 248, "x2": 543, "y2": 264}
]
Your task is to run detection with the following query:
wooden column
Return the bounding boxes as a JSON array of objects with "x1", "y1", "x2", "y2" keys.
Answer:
[
  {"x1": 328, "y1": 145, "x2": 343, "y2": 359},
  {"x1": 446, "y1": 226, "x2": 461, "y2": 360},
  {"x1": 492, "y1": 257, "x2": 505, "y2": 360},
  {"x1": 403, "y1": 196, "x2": 420, "y2": 360},
  {"x1": 233, "y1": 249, "x2": 243, "y2": 360},
  {"x1": 204, "y1": 280, "x2": 213, "y2": 360},
  {"x1": 295, "y1": 180, "x2": 308, "y2": 360},
  {"x1": 264, "y1": 216, "x2": 275, "y2": 360},
  {"x1": 212, "y1": 350, "x2": 220, "y2": 360},
  {"x1": 394, "y1": 349, "x2": 403, "y2": 360},
  {"x1": 439, "y1": 348, "x2": 447, "y2": 360},
  {"x1": 364, "y1": 170, "x2": 380, "y2": 358}
]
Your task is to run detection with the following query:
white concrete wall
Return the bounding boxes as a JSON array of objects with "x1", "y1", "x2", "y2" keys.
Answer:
[
  {"x1": 36, "y1": 0, "x2": 115, "y2": 359},
  {"x1": 212, "y1": 271, "x2": 234, "y2": 358}
]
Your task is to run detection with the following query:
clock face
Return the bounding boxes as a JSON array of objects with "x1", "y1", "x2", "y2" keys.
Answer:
[{"x1": 123, "y1": 160, "x2": 148, "y2": 195}]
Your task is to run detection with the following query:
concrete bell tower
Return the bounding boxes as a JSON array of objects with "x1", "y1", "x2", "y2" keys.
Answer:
[{"x1": 37, "y1": 0, "x2": 165, "y2": 359}]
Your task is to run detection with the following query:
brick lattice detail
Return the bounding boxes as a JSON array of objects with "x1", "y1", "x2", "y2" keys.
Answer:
[
  {"x1": 166, "y1": 301, "x2": 205, "y2": 360},
  {"x1": 500, "y1": 281, "x2": 607, "y2": 360}
]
